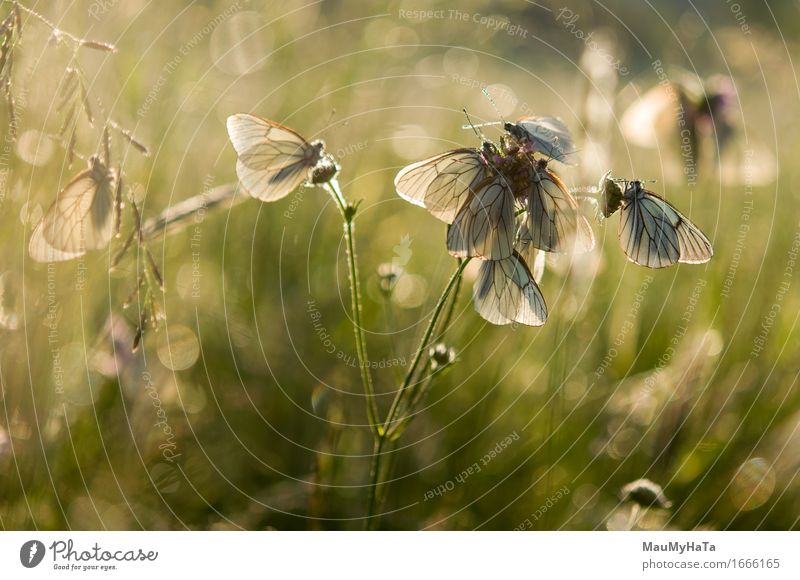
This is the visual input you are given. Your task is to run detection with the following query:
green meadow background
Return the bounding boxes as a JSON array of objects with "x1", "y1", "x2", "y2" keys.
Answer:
[{"x1": 1, "y1": 0, "x2": 799, "y2": 530}]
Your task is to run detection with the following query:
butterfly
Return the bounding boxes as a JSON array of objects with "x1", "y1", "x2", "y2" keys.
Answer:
[
  {"x1": 604, "y1": 179, "x2": 713, "y2": 268},
  {"x1": 226, "y1": 113, "x2": 328, "y2": 202},
  {"x1": 503, "y1": 116, "x2": 578, "y2": 165},
  {"x1": 395, "y1": 141, "x2": 518, "y2": 260},
  {"x1": 446, "y1": 174, "x2": 517, "y2": 260},
  {"x1": 394, "y1": 143, "x2": 494, "y2": 224},
  {"x1": 473, "y1": 250, "x2": 547, "y2": 326},
  {"x1": 621, "y1": 69, "x2": 735, "y2": 164},
  {"x1": 523, "y1": 158, "x2": 594, "y2": 254},
  {"x1": 29, "y1": 155, "x2": 118, "y2": 263}
]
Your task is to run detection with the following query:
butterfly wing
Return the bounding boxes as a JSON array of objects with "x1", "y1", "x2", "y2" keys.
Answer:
[
  {"x1": 526, "y1": 168, "x2": 595, "y2": 253},
  {"x1": 226, "y1": 113, "x2": 319, "y2": 202},
  {"x1": 620, "y1": 85, "x2": 676, "y2": 149},
  {"x1": 618, "y1": 190, "x2": 683, "y2": 268},
  {"x1": 619, "y1": 189, "x2": 712, "y2": 268},
  {"x1": 473, "y1": 252, "x2": 547, "y2": 326},
  {"x1": 29, "y1": 165, "x2": 115, "y2": 263},
  {"x1": 447, "y1": 176, "x2": 515, "y2": 260},
  {"x1": 648, "y1": 191, "x2": 713, "y2": 264},
  {"x1": 515, "y1": 116, "x2": 577, "y2": 164},
  {"x1": 394, "y1": 149, "x2": 488, "y2": 223},
  {"x1": 515, "y1": 224, "x2": 546, "y2": 284}
]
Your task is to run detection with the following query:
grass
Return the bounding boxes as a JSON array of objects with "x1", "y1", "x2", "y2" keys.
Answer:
[{"x1": 0, "y1": 0, "x2": 798, "y2": 531}]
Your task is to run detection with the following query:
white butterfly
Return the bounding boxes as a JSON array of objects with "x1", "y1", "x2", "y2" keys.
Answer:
[
  {"x1": 524, "y1": 159, "x2": 595, "y2": 254},
  {"x1": 473, "y1": 251, "x2": 547, "y2": 326},
  {"x1": 621, "y1": 70, "x2": 735, "y2": 160},
  {"x1": 621, "y1": 86, "x2": 678, "y2": 152},
  {"x1": 394, "y1": 147, "x2": 490, "y2": 223},
  {"x1": 504, "y1": 116, "x2": 577, "y2": 165},
  {"x1": 226, "y1": 113, "x2": 326, "y2": 202},
  {"x1": 395, "y1": 142, "x2": 518, "y2": 260},
  {"x1": 29, "y1": 155, "x2": 117, "y2": 263},
  {"x1": 616, "y1": 180, "x2": 713, "y2": 268},
  {"x1": 446, "y1": 175, "x2": 516, "y2": 260}
]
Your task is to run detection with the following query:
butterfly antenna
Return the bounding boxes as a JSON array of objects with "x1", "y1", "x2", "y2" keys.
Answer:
[
  {"x1": 309, "y1": 109, "x2": 347, "y2": 143},
  {"x1": 460, "y1": 120, "x2": 503, "y2": 130},
  {"x1": 481, "y1": 87, "x2": 507, "y2": 125},
  {"x1": 318, "y1": 108, "x2": 338, "y2": 135},
  {"x1": 462, "y1": 108, "x2": 487, "y2": 143}
]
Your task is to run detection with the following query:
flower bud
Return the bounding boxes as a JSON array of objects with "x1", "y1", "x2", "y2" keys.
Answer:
[
  {"x1": 599, "y1": 171, "x2": 624, "y2": 218},
  {"x1": 620, "y1": 478, "x2": 672, "y2": 509},
  {"x1": 310, "y1": 153, "x2": 339, "y2": 185},
  {"x1": 377, "y1": 263, "x2": 404, "y2": 295},
  {"x1": 429, "y1": 343, "x2": 456, "y2": 371}
]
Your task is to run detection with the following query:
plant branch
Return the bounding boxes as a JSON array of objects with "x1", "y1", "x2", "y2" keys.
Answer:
[
  {"x1": 383, "y1": 258, "x2": 469, "y2": 437},
  {"x1": 322, "y1": 178, "x2": 379, "y2": 433},
  {"x1": 8, "y1": 1, "x2": 116, "y2": 52},
  {"x1": 366, "y1": 258, "x2": 470, "y2": 527}
]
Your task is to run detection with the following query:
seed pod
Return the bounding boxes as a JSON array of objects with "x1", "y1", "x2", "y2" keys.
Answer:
[
  {"x1": 620, "y1": 478, "x2": 672, "y2": 509},
  {"x1": 80, "y1": 39, "x2": 117, "y2": 53}
]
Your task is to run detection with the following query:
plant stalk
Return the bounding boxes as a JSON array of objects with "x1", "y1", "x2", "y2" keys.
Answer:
[
  {"x1": 366, "y1": 258, "x2": 470, "y2": 527},
  {"x1": 322, "y1": 179, "x2": 380, "y2": 433}
]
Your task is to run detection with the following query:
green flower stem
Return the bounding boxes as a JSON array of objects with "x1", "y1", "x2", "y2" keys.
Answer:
[
  {"x1": 365, "y1": 434, "x2": 388, "y2": 530},
  {"x1": 435, "y1": 258, "x2": 464, "y2": 340},
  {"x1": 383, "y1": 258, "x2": 470, "y2": 436},
  {"x1": 322, "y1": 178, "x2": 379, "y2": 433},
  {"x1": 366, "y1": 258, "x2": 470, "y2": 527}
]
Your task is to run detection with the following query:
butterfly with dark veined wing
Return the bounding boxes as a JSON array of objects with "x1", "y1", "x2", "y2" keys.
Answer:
[
  {"x1": 473, "y1": 250, "x2": 547, "y2": 326},
  {"x1": 395, "y1": 140, "x2": 520, "y2": 260},
  {"x1": 226, "y1": 113, "x2": 338, "y2": 202},
  {"x1": 503, "y1": 116, "x2": 578, "y2": 166},
  {"x1": 394, "y1": 143, "x2": 493, "y2": 224},
  {"x1": 28, "y1": 155, "x2": 119, "y2": 263},
  {"x1": 446, "y1": 173, "x2": 517, "y2": 260},
  {"x1": 599, "y1": 176, "x2": 713, "y2": 268},
  {"x1": 520, "y1": 157, "x2": 594, "y2": 254}
]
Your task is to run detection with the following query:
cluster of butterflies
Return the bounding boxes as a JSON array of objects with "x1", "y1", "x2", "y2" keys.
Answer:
[
  {"x1": 394, "y1": 116, "x2": 713, "y2": 327},
  {"x1": 26, "y1": 112, "x2": 713, "y2": 331}
]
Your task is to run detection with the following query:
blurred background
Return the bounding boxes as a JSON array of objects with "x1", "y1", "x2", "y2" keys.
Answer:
[{"x1": 1, "y1": 0, "x2": 799, "y2": 530}]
